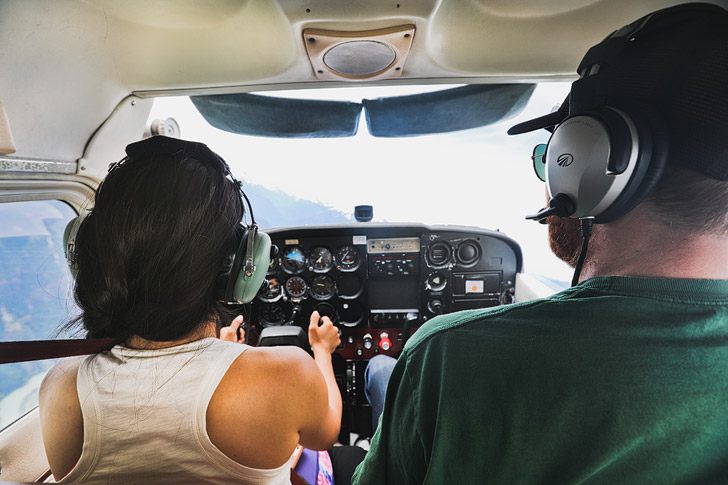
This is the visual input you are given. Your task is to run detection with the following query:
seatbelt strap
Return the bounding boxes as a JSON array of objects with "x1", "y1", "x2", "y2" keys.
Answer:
[{"x1": 0, "y1": 338, "x2": 121, "y2": 364}]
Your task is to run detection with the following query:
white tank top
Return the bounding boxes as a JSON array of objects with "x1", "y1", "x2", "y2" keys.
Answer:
[{"x1": 60, "y1": 337, "x2": 293, "y2": 484}]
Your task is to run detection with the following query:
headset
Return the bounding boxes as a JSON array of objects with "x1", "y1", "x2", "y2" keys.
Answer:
[
  {"x1": 514, "y1": 5, "x2": 707, "y2": 286},
  {"x1": 63, "y1": 136, "x2": 273, "y2": 305},
  {"x1": 526, "y1": 7, "x2": 674, "y2": 225}
]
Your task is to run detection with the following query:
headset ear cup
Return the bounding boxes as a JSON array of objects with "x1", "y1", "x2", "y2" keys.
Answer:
[
  {"x1": 230, "y1": 230, "x2": 271, "y2": 304},
  {"x1": 593, "y1": 109, "x2": 668, "y2": 223},
  {"x1": 545, "y1": 109, "x2": 631, "y2": 219},
  {"x1": 63, "y1": 212, "x2": 89, "y2": 279}
]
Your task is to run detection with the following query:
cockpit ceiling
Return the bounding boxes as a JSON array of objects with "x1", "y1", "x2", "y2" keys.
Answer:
[
  {"x1": 0, "y1": 0, "x2": 716, "y2": 163},
  {"x1": 3, "y1": 0, "x2": 700, "y2": 93}
]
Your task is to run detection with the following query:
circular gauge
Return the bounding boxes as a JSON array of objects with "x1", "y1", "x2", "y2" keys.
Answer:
[
  {"x1": 426, "y1": 272, "x2": 447, "y2": 292},
  {"x1": 285, "y1": 276, "x2": 308, "y2": 300},
  {"x1": 339, "y1": 301, "x2": 364, "y2": 327},
  {"x1": 314, "y1": 302, "x2": 338, "y2": 323},
  {"x1": 261, "y1": 303, "x2": 286, "y2": 326},
  {"x1": 336, "y1": 245, "x2": 361, "y2": 271},
  {"x1": 281, "y1": 246, "x2": 306, "y2": 274},
  {"x1": 258, "y1": 277, "x2": 283, "y2": 303},
  {"x1": 311, "y1": 275, "x2": 336, "y2": 301},
  {"x1": 336, "y1": 273, "x2": 362, "y2": 299},
  {"x1": 260, "y1": 303, "x2": 286, "y2": 327},
  {"x1": 427, "y1": 242, "x2": 451, "y2": 267},
  {"x1": 309, "y1": 246, "x2": 334, "y2": 273}
]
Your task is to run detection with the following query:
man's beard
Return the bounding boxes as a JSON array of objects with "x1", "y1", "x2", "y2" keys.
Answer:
[{"x1": 548, "y1": 216, "x2": 583, "y2": 268}]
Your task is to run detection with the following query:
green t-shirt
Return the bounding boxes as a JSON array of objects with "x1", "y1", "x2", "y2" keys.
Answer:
[{"x1": 353, "y1": 276, "x2": 728, "y2": 484}]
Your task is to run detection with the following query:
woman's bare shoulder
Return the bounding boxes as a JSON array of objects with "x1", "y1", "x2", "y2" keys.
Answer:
[
  {"x1": 40, "y1": 356, "x2": 85, "y2": 402},
  {"x1": 39, "y1": 356, "x2": 85, "y2": 480},
  {"x1": 207, "y1": 345, "x2": 324, "y2": 468},
  {"x1": 227, "y1": 345, "x2": 322, "y2": 390}
]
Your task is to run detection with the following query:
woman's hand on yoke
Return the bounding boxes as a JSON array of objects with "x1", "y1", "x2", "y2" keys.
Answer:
[
  {"x1": 308, "y1": 311, "x2": 340, "y2": 354},
  {"x1": 219, "y1": 315, "x2": 245, "y2": 344}
]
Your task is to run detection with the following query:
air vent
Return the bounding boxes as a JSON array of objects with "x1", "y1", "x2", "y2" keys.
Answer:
[{"x1": 456, "y1": 240, "x2": 481, "y2": 266}]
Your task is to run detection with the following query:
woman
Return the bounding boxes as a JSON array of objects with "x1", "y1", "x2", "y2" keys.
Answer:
[{"x1": 39, "y1": 136, "x2": 341, "y2": 484}]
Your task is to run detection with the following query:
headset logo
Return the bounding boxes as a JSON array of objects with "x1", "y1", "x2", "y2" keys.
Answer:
[{"x1": 557, "y1": 153, "x2": 574, "y2": 168}]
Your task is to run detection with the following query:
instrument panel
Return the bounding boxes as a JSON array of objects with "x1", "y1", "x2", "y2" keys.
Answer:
[
  {"x1": 249, "y1": 223, "x2": 522, "y2": 438},
  {"x1": 250, "y1": 223, "x2": 522, "y2": 359}
]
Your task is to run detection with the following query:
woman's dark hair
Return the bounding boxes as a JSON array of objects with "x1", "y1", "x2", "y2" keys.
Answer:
[{"x1": 73, "y1": 137, "x2": 243, "y2": 341}]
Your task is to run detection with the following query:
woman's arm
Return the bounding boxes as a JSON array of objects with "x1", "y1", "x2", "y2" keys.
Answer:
[
  {"x1": 209, "y1": 312, "x2": 341, "y2": 465},
  {"x1": 302, "y1": 311, "x2": 342, "y2": 449}
]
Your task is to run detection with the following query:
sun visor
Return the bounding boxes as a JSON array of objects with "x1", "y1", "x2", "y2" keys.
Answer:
[
  {"x1": 190, "y1": 93, "x2": 363, "y2": 138},
  {"x1": 363, "y1": 84, "x2": 535, "y2": 137},
  {"x1": 191, "y1": 84, "x2": 535, "y2": 138}
]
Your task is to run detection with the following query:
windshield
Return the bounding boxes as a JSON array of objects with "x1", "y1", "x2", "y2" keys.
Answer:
[{"x1": 148, "y1": 83, "x2": 572, "y2": 282}]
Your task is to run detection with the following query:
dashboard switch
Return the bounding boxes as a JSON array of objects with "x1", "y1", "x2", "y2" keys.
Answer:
[
  {"x1": 428, "y1": 298, "x2": 444, "y2": 315},
  {"x1": 379, "y1": 332, "x2": 392, "y2": 351},
  {"x1": 363, "y1": 333, "x2": 373, "y2": 350}
]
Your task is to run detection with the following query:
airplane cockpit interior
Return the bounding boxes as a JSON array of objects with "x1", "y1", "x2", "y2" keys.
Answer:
[{"x1": 1, "y1": 0, "x2": 722, "y2": 482}]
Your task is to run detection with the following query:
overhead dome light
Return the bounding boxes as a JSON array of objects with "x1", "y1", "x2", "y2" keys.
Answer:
[{"x1": 304, "y1": 25, "x2": 415, "y2": 81}]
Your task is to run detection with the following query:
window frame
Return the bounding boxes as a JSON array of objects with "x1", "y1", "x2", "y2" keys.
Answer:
[{"x1": 0, "y1": 177, "x2": 94, "y2": 430}]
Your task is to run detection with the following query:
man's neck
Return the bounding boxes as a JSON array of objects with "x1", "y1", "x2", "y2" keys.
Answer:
[{"x1": 578, "y1": 212, "x2": 728, "y2": 282}]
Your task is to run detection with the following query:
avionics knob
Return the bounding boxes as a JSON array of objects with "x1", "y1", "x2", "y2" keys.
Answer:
[
  {"x1": 363, "y1": 333, "x2": 373, "y2": 350},
  {"x1": 379, "y1": 332, "x2": 392, "y2": 351},
  {"x1": 428, "y1": 298, "x2": 444, "y2": 315},
  {"x1": 426, "y1": 272, "x2": 446, "y2": 291}
]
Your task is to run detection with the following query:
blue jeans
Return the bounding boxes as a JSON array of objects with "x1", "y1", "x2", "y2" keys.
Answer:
[{"x1": 364, "y1": 355, "x2": 396, "y2": 433}]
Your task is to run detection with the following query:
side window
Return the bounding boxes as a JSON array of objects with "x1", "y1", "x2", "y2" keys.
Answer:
[{"x1": 0, "y1": 200, "x2": 78, "y2": 429}]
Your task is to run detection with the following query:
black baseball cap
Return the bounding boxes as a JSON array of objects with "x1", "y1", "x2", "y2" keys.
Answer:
[{"x1": 508, "y1": 2, "x2": 728, "y2": 180}]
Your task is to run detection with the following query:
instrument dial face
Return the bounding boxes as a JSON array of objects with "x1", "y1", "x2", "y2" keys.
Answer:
[
  {"x1": 336, "y1": 245, "x2": 361, "y2": 271},
  {"x1": 428, "y1": 242, "x2": 452, "y2": 267},
  {"x1": 258, "y1": 277, "x2": 283, "y2": 303},
  {"x1": 314, "y1": 302, "x2": 337, "y2": 323},
  {"x1": 281, "y1": 246, "x2": 306, "y2": 274},
  {"x1": 285, "y1": 276, "x2": 308, "y2": 300},
  {"x1": 310, "y1": 246, "x2": 333, "y2": 273},
  {"x1": 311, "y1": 275, "x2": 336, "y2": 301},
  {"x1": 336, "y1": 273, "x2": 362, "y2": 299},
  {"x1": 261, "y1": 303, "x2": 286, "y2": 327}
]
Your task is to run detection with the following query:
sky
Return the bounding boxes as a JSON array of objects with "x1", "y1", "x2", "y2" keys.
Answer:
[{"x1": 148, "y1": 82, "x2": 574, "y2": 282}]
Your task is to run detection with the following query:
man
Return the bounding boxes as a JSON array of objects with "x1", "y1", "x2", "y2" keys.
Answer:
[{"x1": 353, "y1": 3, "x2": 728, "y2": 483}]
